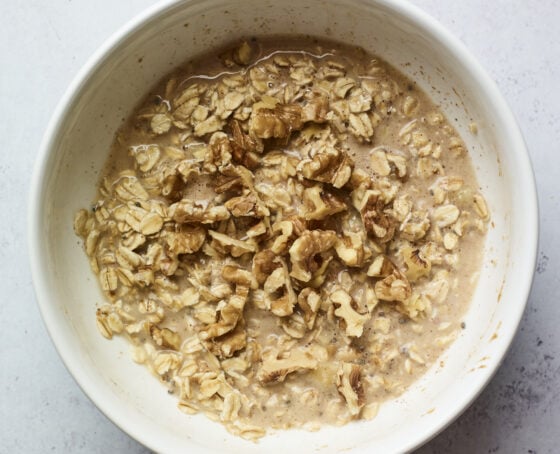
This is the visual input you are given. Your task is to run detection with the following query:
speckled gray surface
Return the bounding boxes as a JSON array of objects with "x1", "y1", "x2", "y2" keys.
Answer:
[{"x1": 1, "y1": 0, "x2": 558, "y2": 452}]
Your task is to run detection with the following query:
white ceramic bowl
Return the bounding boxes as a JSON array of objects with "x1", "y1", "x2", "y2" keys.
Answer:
[{"x1": 29, "y1": 0, "x2": 538, "y2": 452}]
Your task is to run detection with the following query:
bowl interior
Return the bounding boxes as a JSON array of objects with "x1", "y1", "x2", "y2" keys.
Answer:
[{"x1": 32, "y1": 0, "x2": 536, "y2": 452}]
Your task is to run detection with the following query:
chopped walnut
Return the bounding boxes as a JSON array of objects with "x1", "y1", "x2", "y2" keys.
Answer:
[
  {"x1": 374, "y1": 269, "x2": 412, "y2": 302},
  {"x1": 302, "y1": 186, "x2": 346, "y2": 220},
  {"x1": 336, "y1": 362, "x2": 364, "y2": 416},
  {"x1": 170, "y1": 200, "x2": 230, "y2": 224},
  {"x1": 205, "y1": 133, "x2": 232, "y2": 169},
  {"x1": 164, "y1": 226, "x2": 206, "y2": 255},
  {"x1": 257, "y1": 348, "x2": 318, "y2": 384},
  {"x1": 402, "y1": 246, "x2": 431, "y2": 282},
  {"x1": 289, "y1": 230, "x2": 337, "y2": 282},
  {"x1": 297, "y1": 146, "x2": 354, "y2": 188},
  {"x1": 222, "y1": 264, "x2": 258, "y2": 289},
  {"x1": 301, "y1": 93, "x2": 329, "y2": 123},
  {"x1": 215, "y1": 164, "x2": 254, "y2": 194},
  {"x1": 280, "y1": 313, "x2": 307, "y2": 339},
  {"x1": 331, "y1": 287, "x2": 370, "y2": 337},
  {"x1": 252, "y1": 249, "x2": 281, "y2": 285},
  {"x1": 335, "y1": 231, "x2": 371, "y2": 267},
  {"x1": 367, "y1": 254, "x2": 397, "y2": 278},
  {"x1": 356, "y1": 190, "x2": 396, "y2": 244},
  {"x1": 205, "y1": 319, "x2": 247, "y2": 359},
  {"x1": 263, "y1": 262, "x2": 297, "y2": 317},
  {"x1": 400, "y1": 210, "x2": 431, "y2": 241},
  {"x1": 229, "y1": 119, "x2": 262, "y2": 169},
  {"x1": 270, "y1": 217, "x2": 307, "y2": 254},
  {"x1": 199, "y1": 285, "x2": 248, "y2": 340},
  {"x1": 224, "y1": 191, "x2": 270, "y2": 218},
  {"x1": 297, "y1": 288, "x2": 321, "y2": 329},
  {"x1": 249, "y1": 102, "x2": 303, "y2": 139}
]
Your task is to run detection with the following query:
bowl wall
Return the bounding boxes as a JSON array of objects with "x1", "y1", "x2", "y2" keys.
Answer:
[{"x1": 30, "y1": 0, "x2": 537, "y2": 452}]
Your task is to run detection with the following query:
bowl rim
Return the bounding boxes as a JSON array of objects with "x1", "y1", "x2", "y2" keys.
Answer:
[{"x1": 28, "y1": 0, "x2": 539, "y2": 452}]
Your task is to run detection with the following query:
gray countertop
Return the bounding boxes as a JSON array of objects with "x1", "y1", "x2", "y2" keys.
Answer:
[{"x1": 1, "y1": 1, "x2": 558, "y2": 452}]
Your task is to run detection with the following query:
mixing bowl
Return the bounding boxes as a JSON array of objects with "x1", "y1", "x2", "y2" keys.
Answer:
[{"x1": 29, "y1": 0, "x2": 538, "y2": 452}]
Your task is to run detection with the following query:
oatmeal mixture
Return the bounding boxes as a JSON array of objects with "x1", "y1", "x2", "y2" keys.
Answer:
[{"x1": 73, "y1": 38, "x2": 489, "y2": 439}]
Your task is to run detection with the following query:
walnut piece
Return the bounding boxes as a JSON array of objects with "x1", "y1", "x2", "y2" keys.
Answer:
[
  {"x1": 356, "y1": 190, "x2": 396, "y2": 244},
  {"x1": 331, "y1": 288, "x2": 370, "y2": 337},
  {"x1": 336, "y1": 362, "x2": 364, "y2": 416},
  {"x1": 257, "y1": 348, "x2": 318, "y2": 384},
  {"x1": 366, "y1": 254, "x2": 397, "y2": 277},
  {"x1": 270, "y1": 217, "x2": 307, "y2": 255},
  {"x1": 170, "y1": 200, "x2": 230, "y2": 224},
  {"x1": 289, "y1": 230, "x2": 337, "y2": 282},
  {"x1": 222, "y1": 264, "x2": 258, "y2": 289},
  {"x1": 335, "y1": 231, "x2": 371, "y2": 267},
  {"x1": 252, "y1": 249, "x2": 281, "y2": 285},
  {"x1": 205, "y1": 319, "x2": 247, "y2": 359},
  {"x1": 297, "y1": 146, "x2": 353, "y2": 188},
  {"x1": 207, "y1": 132, "x2": 233, "y2": 169},
  {"x1": 199, "y1": 285, "x2": 248, "y2": 340},
  {"x1": 224, "y1": 191, "x2": 270, "y2": 218},
  {"x1": 400, "y1": 210, "x2": 431, "y2": 241},
  {"x1": 301, "y1": 94, "x2": 329, "y2": 123},
  {"x1": 164, "y1": 226, "x2": 206, "y2": 255},
  {"x1": 249, "y1": 103, "x2": 303, "y2": 139},
  {"x1": 263, "y1": 260, "x2": 297, "y2": 317},
  {"x1": 374, "y1": 269, "x2": 412, "y2": 302},
  {"x1": 229, "y1": 119, "x2": 262, "y2": 169},
  {"x1": 402, "y1": 246, "x2": 431, "y2": 282},
  {"x1": 302, "y1": 186, "x2": 347, "y2": 221},
  {"x1": 297, "y1": 288, "x2": 321, "y2": 329}
]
